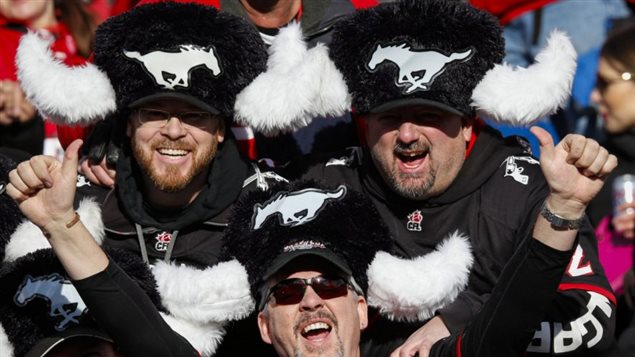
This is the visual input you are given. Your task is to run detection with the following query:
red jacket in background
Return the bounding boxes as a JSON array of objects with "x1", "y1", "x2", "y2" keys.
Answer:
[{"x1": 470, "y1": 0, "x2": 557, "y2": 25}]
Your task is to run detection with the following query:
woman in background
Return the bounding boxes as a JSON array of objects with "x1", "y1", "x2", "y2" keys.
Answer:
[
  {"x1": 0, "y1": 0, "x2": 97, "y2": 160},
  {"x1": 588, "y1": 21, "x2": 635, "y2": 353}
]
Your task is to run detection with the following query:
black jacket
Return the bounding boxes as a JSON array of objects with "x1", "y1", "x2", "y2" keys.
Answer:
[
  {"x1": 287, "y1": 124, "x2": 616, "y2": 355},
  {"x1": 75, "y1": 137, "x2": 287, "y2": 268}
]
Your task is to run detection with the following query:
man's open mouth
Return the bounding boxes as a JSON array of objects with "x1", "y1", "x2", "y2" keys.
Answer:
[
  {"x1": 300, "y1": 320, "x2": 333, "y2": 341},
  {"x1": 157, "y1": 148, "x2": 190, "y2": 157}
]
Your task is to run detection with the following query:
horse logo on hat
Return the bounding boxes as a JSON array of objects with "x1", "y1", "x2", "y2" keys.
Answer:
[
  {"x1": 251, "y1": 186, "x2": 347, "y2": 230},
  {"x1": 124, "y1": 44, "x2": 222, "y2": 90},
  {"x1": 14, "y1": 274, "x2": 88, "y2": 331},
  {"x1": 367, "y1": 43, "x2": 473, "y2": 93}
]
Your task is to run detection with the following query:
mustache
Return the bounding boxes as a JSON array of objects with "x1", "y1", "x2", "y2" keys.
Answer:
[
  {"x1": 393, "y1": 141, "x2": 428, "y2": 154},
  {"x1": 151, "y1": 139, "x2": 195, "y2": 151},
  {"x1": 294, "y1": 310, "x2": 338, "y2": 333}
]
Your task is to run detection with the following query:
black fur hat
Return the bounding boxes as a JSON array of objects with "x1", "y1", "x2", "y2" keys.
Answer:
[
  {"x1": 95, "y1": 1, "x2": 267, "y2": 117},
  {"x1": 0, "y1": 248, "x2": 162, "y2": 357},
  {"x1": 329, "y1": 0, "x2": 504, "y2": 115},
  {"x1": 0, "y1": 154, "x2": 23, "y2": 261},
  {"x1": 221, "y1": 180, "x2": 393, "y2": 308},
  {"x1": 17, "y1": 1, "x2": 268, "y2": 125}
]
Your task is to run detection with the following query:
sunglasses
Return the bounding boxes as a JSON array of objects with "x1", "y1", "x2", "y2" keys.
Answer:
[{"x1": 263, "y1": 275, "x2": 351, "y2": 309}]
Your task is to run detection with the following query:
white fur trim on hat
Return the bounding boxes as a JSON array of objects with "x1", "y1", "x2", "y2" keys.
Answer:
[
  {"x1": 16, "y1": 32, "x2": 116, "y2": 126},
  {"x1": 234, "y1": 22, "x2": 350, "y2": 136},
  {"x1": 152, "y1": 259, "x2": 255, "y2": 324},
  {"x1": 160, "y1": 313, "x2": 225, "y2": 357},
  {"x1": 3, "y1": 198, "x2": 105, "y2": 262},
  {"x1": 367, "y1": 231, "x2": 473, "y2": 322},
  {"x1": 0, "y1": 323, "x2": 14, "y2": 357},
  {"x1": 471, "y1": 30, "x2": 576, "y2": 125}
]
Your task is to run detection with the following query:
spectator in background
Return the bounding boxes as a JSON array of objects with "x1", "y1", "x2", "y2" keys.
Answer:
[
  {"x1": 586, "y1": 21, "x2": 635, "y2": 345},
  {"x1": 0, "y1": 0, "x2": 97, "y2": 161},
  {"x1": 470, "y1": 0, "x2": 631, "y2": 154}
]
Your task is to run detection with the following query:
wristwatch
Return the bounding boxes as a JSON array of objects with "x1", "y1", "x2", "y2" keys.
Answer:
[{"x1": 540, "y1": 202, "x2": 585, "y2": 230}]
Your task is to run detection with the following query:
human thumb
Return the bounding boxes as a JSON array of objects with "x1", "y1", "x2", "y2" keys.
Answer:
[
  {"x1": 530, "y1": 126, "x2": 555, "y2": 162},
  {"x1": 62, "y1": 139, "x2": 83, "y2": 178}
]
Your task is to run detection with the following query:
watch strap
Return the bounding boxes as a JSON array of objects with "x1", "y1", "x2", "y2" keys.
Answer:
[{"x1": 540, "y1": 202, "x2": 585, "y2": 230}]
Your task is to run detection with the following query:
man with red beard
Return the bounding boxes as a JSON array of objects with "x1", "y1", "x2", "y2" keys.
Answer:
[{"x1": 8, "y1": 2, "x2": 291, "y2": 354}]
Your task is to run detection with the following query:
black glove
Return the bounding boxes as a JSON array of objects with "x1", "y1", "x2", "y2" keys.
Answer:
[{"x1": 84, "y1": 116, "x2": 123, "y2": 167}]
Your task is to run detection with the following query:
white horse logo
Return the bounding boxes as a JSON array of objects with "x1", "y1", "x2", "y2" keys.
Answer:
[
  {"x1": 124, "y1": 44, "x2": 221, "y2": 89},
  {"x1": 14, "y1": 274, "x2": 88, "y2": 331},
  {"x1": 367, "y1": 43, "x2": 473, "y2": 93},
  {"x1": 252, "y1": 186, "x2": 347, "y2": 230}
]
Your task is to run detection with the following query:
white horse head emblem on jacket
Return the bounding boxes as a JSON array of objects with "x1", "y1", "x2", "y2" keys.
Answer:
[
  {"x1": 251, "y1": 186, "x2": 347, "y2": 230},
  {"x1": 367, "y1": 43, "x2": 473, "y2": 93},
  {"x1": 14, "y1": 274, "x2": 88, "y2": 331},
  {"x1": 124, "y1": 44, "x2": 221, "y2": 90}
]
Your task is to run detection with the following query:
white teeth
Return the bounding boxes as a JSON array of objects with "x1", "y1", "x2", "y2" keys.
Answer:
[
  {"x1": 302, "y1": 322, "x2": 330, "y2": 334},
  {"x1": 158, "y1": 148, "x2": 188, "y2": 156}
]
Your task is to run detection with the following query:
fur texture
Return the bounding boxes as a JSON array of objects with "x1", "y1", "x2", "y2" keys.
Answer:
[
  {"x1": 221, "y1": 180, "x2": 394, "y2": 302},
  {"x1": 159, "y1": 313, "x2": 225, "y2": 357},
  {"x1": 328, "y1": 0, "x2": 504, "y2": 114},
  {"x1": 152, "y1": 260, "x2": 254, "y2": 323},
  {"x1": 367, "y1": 231, "x2": 473, "y2": 322},
  {"x1": 234, "y1": 23, "x2": 350, "y2": 136},
  {"x1": 94, "y1": 2, "x2": 267, "y2": 118},
  {"x1": 0, "y1": 248, "x2": 163, "y2": 357},
  {"x1": 0, "y1": 324, "x2": 13, "y2": 357},
  {"x1": 4, "y1": 198, "x2": 105, "y2": 262},
  {"x1": 16, "y1": 32, "x2": 116, "y2": 125},
  {"x1": 471, "y1": 30, "x2": 576, "y2": 125},
  {"x1": 0, "y1": 154, "x2": 22, "y2": 261}
]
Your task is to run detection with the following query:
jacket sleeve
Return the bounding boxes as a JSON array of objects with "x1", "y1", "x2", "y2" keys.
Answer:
[
  {"x1": 525, "y1": 220, "x2": 617, "y2": 355},
  {"x1": 72, "y1": 260, "x2": 200, "y2": 357},
  {"x1": 431, "y1": 238, "x2": 574, "y2": 357}
]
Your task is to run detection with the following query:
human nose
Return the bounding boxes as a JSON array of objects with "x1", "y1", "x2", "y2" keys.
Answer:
[
  {"x1": 161, "y1": 116, "x2": 187, "y2": 138},
  {"x1": 299, "y1": 286, "x2": 325, "y2": 311},
  {"x1": 397, "y1": 121, "x2": 419, "y2": 144},
  {"x1": 590, "y1": 88, "x2": 602, "y2": 106}
]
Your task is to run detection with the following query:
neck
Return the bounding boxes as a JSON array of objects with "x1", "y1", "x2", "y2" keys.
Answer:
[
  {"x1": 141, "y1": 170, "x2": 209, "y2": 210},
  {"x1": 239, "y1": 0, "x2": 301, "y2": 28},
  {"x1": 29, "y1": 0, "x2": 57, "y2": 29}
]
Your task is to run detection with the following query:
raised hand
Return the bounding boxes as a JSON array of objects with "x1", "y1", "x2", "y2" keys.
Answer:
[
  {"x1": 0, "y1": 80, "x2": 37, "y2": 125},
  {"x1": 6, "y1": 139, "x2": 82, "y2": 231},
  {"x1": 530, "y1": 127, "x2": 617, "y2": 217}
]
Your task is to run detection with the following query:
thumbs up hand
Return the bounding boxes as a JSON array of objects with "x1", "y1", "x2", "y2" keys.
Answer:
[
  {"x1": 7, "y1": 139, "x2": 82, "y2": 231},
  {"x1": 531, "y1": 127, "x2": 617, "y2": 218}
]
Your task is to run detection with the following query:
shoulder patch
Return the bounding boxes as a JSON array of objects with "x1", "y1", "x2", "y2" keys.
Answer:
[
  {"x1": 76, "y1": 175, "x2": 91, "y2": 187},
  {"x1": 325, "y1": 147, "x2": 363, "y2": 167},
  {"x1": 500, "y1": 156, "x2": 539, "y2": 185}
]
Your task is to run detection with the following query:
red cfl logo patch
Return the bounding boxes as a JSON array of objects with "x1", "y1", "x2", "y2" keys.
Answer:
[
  {"x1": 154, "y1": 232, "x2": 172, "y2": 252},
  {"x1": 407, "y1": 210, "x2": 423, "y2": 232}
]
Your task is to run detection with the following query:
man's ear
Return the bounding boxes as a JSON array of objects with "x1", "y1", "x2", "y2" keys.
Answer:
[
  {"x1": 357, "y1": 295, "x2": 368, "y2": 330},
  {"x1": 216, "y1": 117, "x2": 226, "y2": 144},
  {"x1": 126, "y1": 118, "x2": 133, "y2": 138},
  {"x1": 461, "y1": 115, "x2": 474, "y2": 142},
  {"x1": 257, "y1": 310, "x2": 273, "y2": 345}
]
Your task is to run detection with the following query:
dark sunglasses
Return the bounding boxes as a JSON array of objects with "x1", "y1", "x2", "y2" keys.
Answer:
[{"x1": 263, "y1": 275, "x2": 351, "y2": 309}]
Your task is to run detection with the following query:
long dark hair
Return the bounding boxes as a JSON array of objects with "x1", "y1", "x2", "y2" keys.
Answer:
[{"x1": 601, "y1": 20, "x2": 635, "y2": 73}]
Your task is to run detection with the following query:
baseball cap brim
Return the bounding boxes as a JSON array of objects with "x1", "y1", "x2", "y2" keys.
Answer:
[
  {"x1": 263, "y1": 248, "x2": 352, "y2": 283},
  {"x1": 369, "y1": 98, "x2": 465, "y2": 117},
  {"x1": 26, "y1": 327, "x2": 113, "y2": 357},
  {"x1": 129, "y1": 92, "x2": 221, "y2": 114}
]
